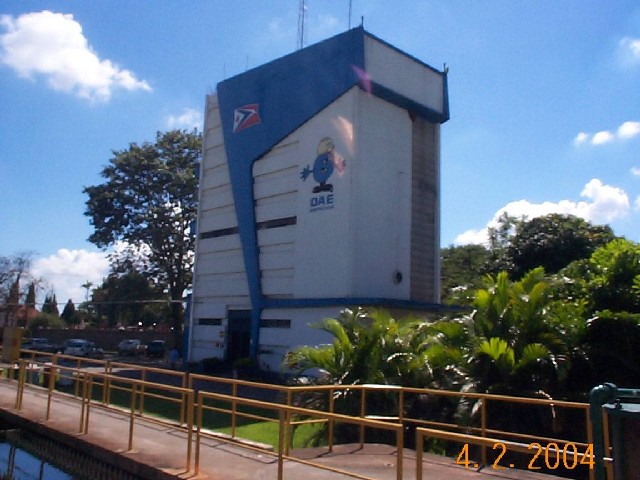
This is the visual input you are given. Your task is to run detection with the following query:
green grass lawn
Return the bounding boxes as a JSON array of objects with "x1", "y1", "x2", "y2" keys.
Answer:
[{"x1": 58, "y1": 380, "x2": 325, "y2": 449}]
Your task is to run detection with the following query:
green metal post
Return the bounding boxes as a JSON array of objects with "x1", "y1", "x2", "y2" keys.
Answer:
[{"x1": 590, "y1": 383, "x2": 617, "y2": 480}]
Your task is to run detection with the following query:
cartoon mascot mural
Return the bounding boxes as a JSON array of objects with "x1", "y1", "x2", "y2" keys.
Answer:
[{"x1": 300, "y1": 137, "x2": 345, "y2": 193}]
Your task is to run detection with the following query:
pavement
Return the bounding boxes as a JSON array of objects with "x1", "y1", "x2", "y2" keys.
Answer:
[{"x1": 0, "y1": 377, "x2": 569, "y2": 480}]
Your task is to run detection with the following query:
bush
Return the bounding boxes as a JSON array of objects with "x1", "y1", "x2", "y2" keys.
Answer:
[{"x1": 29, "y1": 313, "x2": 65, "y2": 330}]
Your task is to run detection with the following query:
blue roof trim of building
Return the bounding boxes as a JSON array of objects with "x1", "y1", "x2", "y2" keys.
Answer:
[
  {"x1": 371, "y1": 82, "x2": 450, "y2": 124},
  {"x1": 217, "y1": 27, "x2": 366, "y2": 171}
]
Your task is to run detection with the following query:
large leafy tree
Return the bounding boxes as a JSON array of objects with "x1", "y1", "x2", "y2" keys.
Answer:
[
  {"x1": 84, "y1": 129, "x2": 201, "y2": 345},
  {"x1": 440, "y1": 244, "x2": 489, "y2": 301},
  {"x1": 560, "y1": 238, "x2": 640, "y2": 315},
  {"x1": 505, "y1": 214, "x2": 614, "y2": 279},
  {"x1": 557, "y1": 239, "x2": 640, "y2": 389},
  {"x1": 92, "y1": 271, "x2": 167, "y2": 329}
]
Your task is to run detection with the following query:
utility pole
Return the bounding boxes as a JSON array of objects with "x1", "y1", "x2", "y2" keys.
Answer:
[{"x1": 297, "y1": 0, "x2": 307, "y2": 50}]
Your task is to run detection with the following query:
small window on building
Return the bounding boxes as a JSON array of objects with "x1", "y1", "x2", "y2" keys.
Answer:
[
  {"x1": 260, "y1": 319, "x2": 291, "y2": 329},
  {"x1": 198, "y1": 318, "x2": 222, "y2": 326}
]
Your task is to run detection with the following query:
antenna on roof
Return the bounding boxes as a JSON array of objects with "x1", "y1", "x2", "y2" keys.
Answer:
[{"x1": 297, "y1": 0, "x2": 308, "y2": 50}]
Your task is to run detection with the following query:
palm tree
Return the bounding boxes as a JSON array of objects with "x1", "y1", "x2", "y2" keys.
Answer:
[
  {"x1": 285, "y1": 308, "x2": 448, "y2": 444},
  {"x1": 442, "y1": 268, "x2": 574, "y2": 397},
  {"x1": 285, "y1": 308, "x2": 437, "y2": 387}
]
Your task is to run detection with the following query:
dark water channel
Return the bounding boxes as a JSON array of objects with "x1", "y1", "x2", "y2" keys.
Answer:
[{"x1": 0, "y1": 429, "x2": 137, "y2": 480}]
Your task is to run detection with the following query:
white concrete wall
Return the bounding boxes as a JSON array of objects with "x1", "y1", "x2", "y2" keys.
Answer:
[
  {"x1": 191, "y1": 323, "x2": 226, "y2": 361},
  {"x1": 192, "y1": 95, "x2": 250, "y2": 312},
  {"x1": 350, "y1": 91, "x2": 413, "y2": 299},
  {"x1": 258, "y1": 307, "x2": 340, "y2": 372},
  {"x1": 364, "y1": 35, "x2": 445, "y2": 116},
  {"x1": 291, "y1": 89, "x2": 356, "y2": 298},
  {"x1": 254, "y1": 139, "x2": 299, "y2": 298}
]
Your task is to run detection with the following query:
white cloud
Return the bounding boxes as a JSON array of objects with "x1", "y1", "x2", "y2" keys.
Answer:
[
  {"x1": 166, "y1": 108, "x2": 203, "y2": 130},
  {"x1": 453, "y1": 229, "x2": 489, "y2": 246},
  {"x1": 635, "y1": 196, "x2": 640, "y2": 212},
  {"x1": 574, "y1": 132, "x2": 589, "y2": 146},
  {"x1": 591, "y1": 130, "x2": 615, "y2": 145},
  {"x1": 618, "y1": 36, "x2": 640, "y2": 67},
  {"x1": 618, "y1": 121, "x2": 640, "y2": 139},
  {"x1": 579, "y1": 179, "x2": 629, "y2": 223},
  {"x1": 0, "y1": 11, "x2": 151, "y2": 102},
  {"x1": 574, "y1": 120, "x2": 640, "y2": 146},
  {"x1": 631, "y1": 167, "x2": 640, "y2": 176},
  {"x1": 31, "y1": 249, "x2": 109, "y2": 305},
  {"x1": 453, "y1": 179, "x2": 629, "y2": 245}
]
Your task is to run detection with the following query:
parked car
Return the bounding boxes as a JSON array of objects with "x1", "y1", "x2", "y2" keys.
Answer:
[
  {"x1": 21, "y1": 337, "x2": 60, "y2": 354},
  {"x1": 62, "y1": 339, "x2": 104, "y2": 359},
  {"x1": 146, "y1": 340, "x2": 166, "y2": 358},
  {"x1": 117, "y1": 339, "x2": 144, "y2": 356}
]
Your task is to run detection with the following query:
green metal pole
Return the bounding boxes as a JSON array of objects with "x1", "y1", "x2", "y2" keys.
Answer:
[{"x1": 589, "y1": 383, "x2": 617, "y2": 480}]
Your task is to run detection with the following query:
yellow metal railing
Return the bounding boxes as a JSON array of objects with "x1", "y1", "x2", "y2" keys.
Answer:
[
  {"x1": 8, "y1": 358, "x2": 195, "y2": 472},
  {"x1": 3, "y1": 351, "x2": 607, "y2": 480},
  {"x1": 195, "y1": 389, "x2": 404, "y2": 480}
]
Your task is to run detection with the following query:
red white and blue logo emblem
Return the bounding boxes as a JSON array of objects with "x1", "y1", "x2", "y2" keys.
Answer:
[{"x1": 233, "y1": 104, "x2": 261, "y2": 133}]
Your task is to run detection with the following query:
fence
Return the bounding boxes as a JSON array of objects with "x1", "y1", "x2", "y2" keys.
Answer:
[{"x1": 1, "y1": 351, "x2": 606, "y2": 480}]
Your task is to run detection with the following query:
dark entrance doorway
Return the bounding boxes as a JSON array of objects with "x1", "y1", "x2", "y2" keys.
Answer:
[{"x1": 226, "y1": 310, "x2": 251, "y2": 362}]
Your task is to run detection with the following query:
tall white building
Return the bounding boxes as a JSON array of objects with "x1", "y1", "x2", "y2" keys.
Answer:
[{"x1": 188, "y1": 27, "x2": 449, "y2": 371}]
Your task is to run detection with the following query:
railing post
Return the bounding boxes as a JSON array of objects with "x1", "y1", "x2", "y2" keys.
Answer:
[
  {"x1": 139, "y1": 369, "x2": 146, "y2": 415},
  {"x1": 328, "y1": 387, "x2": 335, "y2": 453},
  {"x1": 14, "y1": 360, "x2": 25, "y2": 410},
  {"x1": 278, "y1": 409, "x2": 286, "y2": 480},
  {"x1": 45, "y1": 365, "x2": 56, "y2": 420},
  {"x1": 185, "y1": 389, "x2": 194, "y2": 473},
  {"x1": 194, "y1": 392, "x2": 203, "y2": 476},
  {"x1": 396, "y1": 424, "x2": 404, "y2": 480},
  {"x1": 83, "y1": 374, "x2": 93, "y2": 434},
  {"x1": 360, "y1": 387, "x2": 366, "y2": 448},
  {"x1": 102, "y1": 361, "x2": 110, "y2": 404},
  {"x1": 416, "y1": 429, "x2": 424, "y2": 480},
  {"x1": 180, "y1": 371, "x2": 187, "y2": 425},
  {"x1": 585, "y1": 406, "x2": 595, "y2": 480},
  {"x1": 128, "y1": 383, "x2": 137, "y2": 451},
  {"x1": 231, "y1": 381, "x2": 238, "y2": 439},
  {"x1": 106, "y1": 361, "x2": 113, "y2": 405},
  {"x1": 79, "y1": 372, "x2": 87, "y2": 433},
  {"x1": 285, "y1": 390, "x2": 293, "y2": 455},
  {"x1": 481, "y1": 398, "x2": 487, "y2": 466},
  {"x1": 73, "y1": 359, "x2": 81, "y2": 398}
]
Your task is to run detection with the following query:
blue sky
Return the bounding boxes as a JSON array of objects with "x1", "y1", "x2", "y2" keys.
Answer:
[{"x1": 1, "y1": 1, "x2": 639, "y2": 304}]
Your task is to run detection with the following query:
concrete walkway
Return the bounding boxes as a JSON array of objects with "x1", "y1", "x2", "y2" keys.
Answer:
[{"x1": 0, "y1": 378, "x2": 567, "y2": 480}]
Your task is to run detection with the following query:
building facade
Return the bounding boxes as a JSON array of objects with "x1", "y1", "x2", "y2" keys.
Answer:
[{"x1": 188, "y1": 27, "x2": 449, "y2": 371}]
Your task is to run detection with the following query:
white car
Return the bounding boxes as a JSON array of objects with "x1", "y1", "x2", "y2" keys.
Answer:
[
  {"x1": 118, "y1": 339, "x2": 143, "y2": 356},
  {"x1": 62, "y1": 339, "x2": 103, "y2": 358}
]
